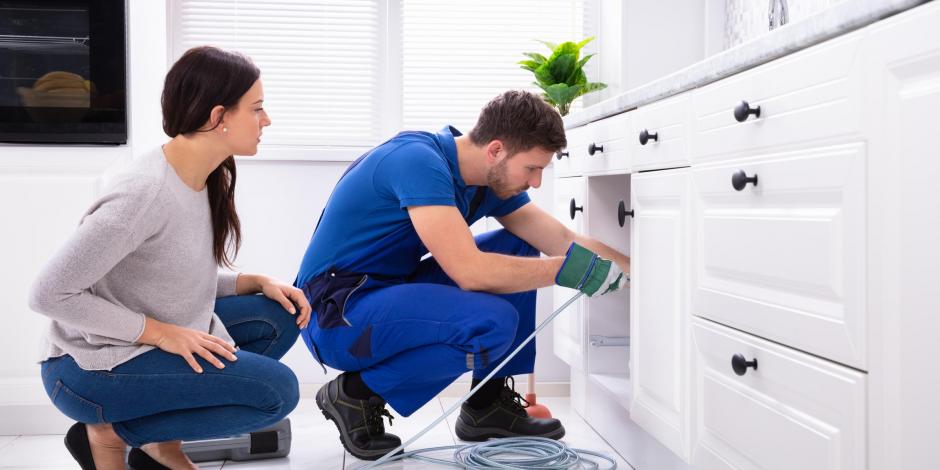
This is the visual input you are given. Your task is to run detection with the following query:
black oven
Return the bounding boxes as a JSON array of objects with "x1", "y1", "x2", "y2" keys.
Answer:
[{"x1": 0, "y1": 0, "x2": 126, "y2": 144}]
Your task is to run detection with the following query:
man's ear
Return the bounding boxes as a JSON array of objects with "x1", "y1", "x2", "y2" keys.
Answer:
[{"x1": 485, "y1": 140, "x2": 504, "y2": 164}]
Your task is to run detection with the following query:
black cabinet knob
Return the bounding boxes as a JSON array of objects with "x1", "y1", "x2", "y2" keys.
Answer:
[
  {"x1": 731, "y1": 169, "x2": 759, "y2": 191},
  {"x1": 734, "y1": 100, "x2": 761, "y2": 122},
  {"x1": 555, "y1": 150, "x2": 569, "y2": 160},
  {"x1": 617, "y1": 200, "x2": 634, "y2": 227},
  {"x1": 639, "y1": 129, "x2": 659, "y2": 146},
  {"x1": 588, "y1": 142, "x2": 604, "y2": 155},
  {"x1": 731, "y1": 353, "x2": 758, "y2": 376},
  {"x1": 569, "y1": 198, "x2": 583, "y2": 220}
]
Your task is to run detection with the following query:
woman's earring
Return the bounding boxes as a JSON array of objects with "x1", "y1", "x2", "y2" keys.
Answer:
[{"x1": 222, "y1": 127, "x2": 228, "y2": 133}]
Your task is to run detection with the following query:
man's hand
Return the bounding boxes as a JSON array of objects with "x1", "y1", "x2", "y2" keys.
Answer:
[{"x1": 556, "y1": 243, "x2": 626, "y2": 297}]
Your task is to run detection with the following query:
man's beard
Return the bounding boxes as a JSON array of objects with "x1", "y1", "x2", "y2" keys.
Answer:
[{"x1": 486, "y1": 159, "x2": 526, "y2": 199}]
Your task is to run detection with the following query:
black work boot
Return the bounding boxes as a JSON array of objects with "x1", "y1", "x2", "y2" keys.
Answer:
[
  {"x1": 455, "y1": 377, "x2": 566, "y2": 441},
  {"x1": 316, "y1": 373, "x2": 402, "y2": 460}
]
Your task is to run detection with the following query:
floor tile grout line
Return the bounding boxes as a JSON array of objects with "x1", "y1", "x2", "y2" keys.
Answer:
[{"x1": 0, "y1": 435, "x2": 22, "y2": 453}]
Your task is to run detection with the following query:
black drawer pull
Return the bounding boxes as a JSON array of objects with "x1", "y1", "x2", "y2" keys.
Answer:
[
  {"x1": 617, "y1": 200, "x2": 633, "y2": 227},
  {"x1": 731, "y1": 353, "x2": 758, "y2": 376},
  {"x1": 555, "y1": 150, "x2": 569, "y2": 160},
  {"x1": 588, "y1": 142, "x2": 604, "y2": 155},
  {"x1": 734, "y1": 100, "x2": 761, "y2": 122},
  {"x1": 569, "y1": 198, "x2": 583, "y2": 220},
  {"x1": 731, "y1": 169, "x2": 758, "y2": 191},
  {"x1": 639, "y1": 129, "x2": 659, "y2": 146}
]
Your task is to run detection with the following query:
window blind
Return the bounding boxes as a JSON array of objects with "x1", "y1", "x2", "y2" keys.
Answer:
[
  {"x1": 170, "y1": 0, "x2": 384, "y2": 147},
  {"x1": 401, "y1": 0, "x2": 592, "y2": 133}
]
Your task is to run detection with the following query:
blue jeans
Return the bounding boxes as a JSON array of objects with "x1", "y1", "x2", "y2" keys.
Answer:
[
  {"x1": 301, "y1": 229, "x2": 538, "y2": 417},
  {"x1": 40, "y1": 295, "x2": 301, "y2": 447}
]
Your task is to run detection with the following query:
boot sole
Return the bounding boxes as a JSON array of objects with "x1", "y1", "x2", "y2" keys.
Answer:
[
  {"x1": 315, "y1": 385, "x2": 402, "y2": 461},
  {"x1": 454, "y1": 417, "x2": 566, "y2": 442}
]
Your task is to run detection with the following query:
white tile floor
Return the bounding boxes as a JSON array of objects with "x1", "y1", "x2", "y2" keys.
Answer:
[{"x1": 0, "y1": 396, "x2": 631, "y2": 470}]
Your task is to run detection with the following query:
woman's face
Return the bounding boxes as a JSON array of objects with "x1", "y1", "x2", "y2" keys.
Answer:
[{"x1": 222, "y1": 79, "x2": 271, "y2": 156}]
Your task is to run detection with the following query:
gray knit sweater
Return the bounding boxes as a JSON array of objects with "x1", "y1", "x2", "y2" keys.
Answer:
[{"x1": 29, "y1": 146, "x2": 239, "y2": 371}]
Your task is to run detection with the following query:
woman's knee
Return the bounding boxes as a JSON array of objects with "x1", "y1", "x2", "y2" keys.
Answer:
[
  {"x1": 252, "y1": 358, "x2": 300, "y2": 417},
  {"x1": 217, "y1": 294, "x2": 300, "y2": 358}
]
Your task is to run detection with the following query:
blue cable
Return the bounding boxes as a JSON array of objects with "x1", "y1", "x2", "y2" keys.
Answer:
[{"x1": 358, "y1": 292, "x2": 619, "y2": 469}]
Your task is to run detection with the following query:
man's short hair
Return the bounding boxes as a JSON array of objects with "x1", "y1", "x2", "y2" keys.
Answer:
[{"x1": 469, "y1": 90, "x2": 567, "y2": 156}]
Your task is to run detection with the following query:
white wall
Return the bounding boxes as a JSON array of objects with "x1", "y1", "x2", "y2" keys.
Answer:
[{"x1": 1, "y1": 0, "x2": 569, "y2": 435}]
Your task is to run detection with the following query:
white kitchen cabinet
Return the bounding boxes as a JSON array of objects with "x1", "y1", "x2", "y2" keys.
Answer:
[
  {"x1": 552, "y1": 176, "x2": 587, "y2": 371},
  {"x1": 862, "y1": 3, "x2": 940, "y2": 468},
  {"x1": 555, "y1": 3, "x2": 940, "y2": 469},
  {"x1": 691, "y1": 317, "x2": 866, "y2": 470},
  {"x1": 630, "y1": 168, "x2": 691, "y2": 459}
]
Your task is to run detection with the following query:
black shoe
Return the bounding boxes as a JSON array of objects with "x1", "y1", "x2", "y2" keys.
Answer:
[
  {"x1": 64, "y1": 422, "x2": 96, "y2": 470},
  {"x1": 316, "y1": 373, "x2": 402, "y2": 460},
  {"x1": 127, "y1": 447, "x2": 170, "y2": 470},
  {"x1": 455, "y1": 377, "x2": 566, "y2": 442}
]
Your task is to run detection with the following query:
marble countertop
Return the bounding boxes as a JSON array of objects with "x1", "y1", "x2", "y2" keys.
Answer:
[{"x1": 563, "y1": 0, "x2": 930, "y2": 129}]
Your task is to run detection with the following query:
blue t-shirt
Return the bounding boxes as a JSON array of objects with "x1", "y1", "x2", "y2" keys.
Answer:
[{"x1": 295, "y1": 126, "x2": 531, "y2": 287}]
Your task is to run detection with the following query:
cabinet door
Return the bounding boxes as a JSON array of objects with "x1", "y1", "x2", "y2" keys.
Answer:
[
  {"x1": 691, "y1": 143, "x2": 867, "y2": 369},
  {"x1": 553, "y1": 176, "x2": 586, "y2": 369},
  {"x1": 630, "y1": 168, "x2": 690, "y2": 459},
  {"x1": 863, "y1": 3, "x2": 940, "y2": 469},
  {"x1": 691, "y1": 318, "x2": 866, "y2": 470}
]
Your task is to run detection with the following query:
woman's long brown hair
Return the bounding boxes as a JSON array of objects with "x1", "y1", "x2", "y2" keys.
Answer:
[{"x1": 161, "y1": 46, "x2": 259, "y2": 267}]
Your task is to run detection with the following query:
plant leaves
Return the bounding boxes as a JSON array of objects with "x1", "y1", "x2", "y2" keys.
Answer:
[
  {"x1": 522, "y1": 52, "x2": 548, "y2": 64},
  {"x1": 518, "y1": 60, "x2": 541, "y2": 72},
  {"x1": 534, "y1": 63, "x2": 556, "y2": 86},
  {"x1": 537, "y1": 40, "x2": 558, "y2": 51},
  {"x1": 543, "y1": 83, "x2": 583, "y2": 108},
  {"x1": 580, "y1": 82, "x2": 608, "y2": 95},
  {"x1": 576, "y1": 53, "x2": 595, "y2": 70},
  {"x1": 576, "y1": 36, "x2": 595, "y2": 50},
  {"x1": 549, "y1": 53, "x2": 577, "y2": 84},
  {"x1": 520, "y1": 37, "x2": 607, "y2": 114}
]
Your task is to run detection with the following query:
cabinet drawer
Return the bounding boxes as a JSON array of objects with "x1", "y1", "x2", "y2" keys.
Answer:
[
  {"x1": 692, "y1": 318, "x2": 866, "y2": 470},
  {"x1": 691, "y1": 33, "x2": 864, "y2": 162},
  {"x1": 632, "y1": 94, "x2": 690, "y2": 171},
  {"x1": 555, "y1": 125, "x2": 589, "y2": 177},
  {"x1": 568, "y1": 112, "x2": 632, "y2": 174},
  {"x1": 692, "y1": 143, "x2": 866, "y2": 368}
]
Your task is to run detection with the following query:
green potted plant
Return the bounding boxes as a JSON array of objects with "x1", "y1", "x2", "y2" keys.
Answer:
[{"x1": 519, "y1": 37, "x2": 607, "y2": 116}]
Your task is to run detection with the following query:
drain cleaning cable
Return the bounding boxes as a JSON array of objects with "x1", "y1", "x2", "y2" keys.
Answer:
[{"x1": 359, "y1": 291, "x2": 618, "y2": 470}]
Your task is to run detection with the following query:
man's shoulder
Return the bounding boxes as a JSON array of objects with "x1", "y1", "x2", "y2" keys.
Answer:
[{"x1": 373, "y1": 132, "x2": 449, "y2": 171}]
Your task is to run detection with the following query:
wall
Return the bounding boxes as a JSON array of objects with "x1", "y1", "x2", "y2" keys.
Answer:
[{"x1": 1, "y1": 0, "x2": 569, "y2": 435}]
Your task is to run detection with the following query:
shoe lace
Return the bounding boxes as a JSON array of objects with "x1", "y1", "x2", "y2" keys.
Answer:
[
  {"x1": 363, "y1": 398, "x2": 394, "y2": 434},
  {"x1": 497, "y1": 376, "x2": 530, "y2": 416}
]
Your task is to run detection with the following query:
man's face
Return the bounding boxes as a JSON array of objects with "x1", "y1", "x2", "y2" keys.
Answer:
[{"x1": 486, "y1": 145, "x2": 554, "y2": 199}]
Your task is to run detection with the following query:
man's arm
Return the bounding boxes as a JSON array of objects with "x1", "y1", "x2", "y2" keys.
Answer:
[
  {"x1": 496, "y1": 203, "x2": 630, "y2": 273},
  {"x1": 408, "y1": 205, "x2": 564, "y2": 294}
]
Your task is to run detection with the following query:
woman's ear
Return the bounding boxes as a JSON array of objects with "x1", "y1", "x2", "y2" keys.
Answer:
[{"x1": 208, "y1": 105, "x2": 227, "y2": 132}]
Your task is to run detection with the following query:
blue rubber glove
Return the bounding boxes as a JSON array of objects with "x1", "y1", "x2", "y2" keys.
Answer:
[{"x1": 555, "y1": 243, "x2": 626, "y2": 297}]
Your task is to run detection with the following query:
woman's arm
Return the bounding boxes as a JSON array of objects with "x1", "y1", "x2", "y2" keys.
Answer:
[
  {"x1": 231, "y1": 272, "x2": 312, "y2": 328},
  {"x1": 28, "y1": 178, "x2": 160, "y2": 343}
]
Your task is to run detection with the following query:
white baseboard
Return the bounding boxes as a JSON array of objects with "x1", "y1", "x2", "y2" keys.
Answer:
[{"x1": 0, "y1": 379, "x2": 73, "y2": 436}]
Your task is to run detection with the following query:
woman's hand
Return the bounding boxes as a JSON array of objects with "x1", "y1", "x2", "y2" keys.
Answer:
[
  {"x1": 138, "y1": 317, "x2": 238, "y2": 373},
  {"x1": 257, "y1": 276, "x2": 312, "y2": 329}
]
